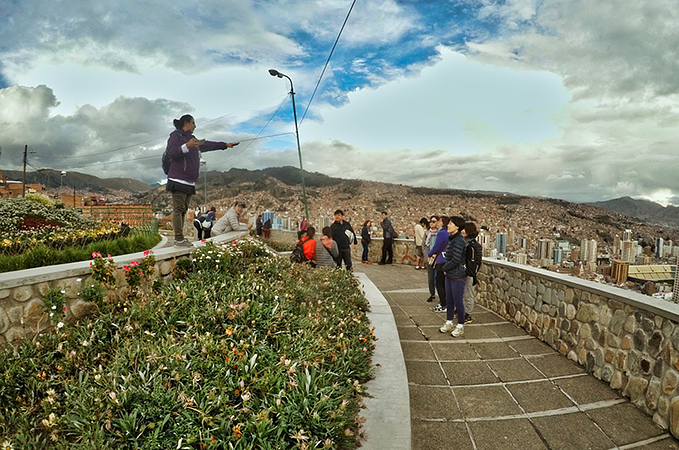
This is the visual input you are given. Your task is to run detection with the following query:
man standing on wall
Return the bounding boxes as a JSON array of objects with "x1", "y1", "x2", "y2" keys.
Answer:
[
  {"x1": 379, "y1": 211, "x2": 397, "y2": 265},
  {"x1": 330, "y1": 209, "x2": 357, "y2": 270}
]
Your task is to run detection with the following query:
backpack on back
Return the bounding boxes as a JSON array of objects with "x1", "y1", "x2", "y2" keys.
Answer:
[
  {"x1": 465, "y1": 240, "x2": 483, "y2": 278},
  {"x1": 162, "y1": 130, "x2": 183, "y2": 175},
  {"x1": 290, "y1": 237, "x2": 310, "y2": 264}
]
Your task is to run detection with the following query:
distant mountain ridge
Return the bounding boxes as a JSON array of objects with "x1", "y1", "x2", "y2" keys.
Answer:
[
  {"x1": 589, "y1": 197, "x2": 679, "y2": 229},
  {"x1": 2, "y1": 169, "x2": 151, "y2": 193}
]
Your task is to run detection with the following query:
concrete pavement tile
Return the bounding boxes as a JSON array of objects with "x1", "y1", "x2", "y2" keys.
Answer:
[
  {"x1": 553, "y1": 375, "x2": 621, "y2": 405},
  {"x1": 411, "y1": 420, "x2": 474, "y2": 450},
  {"x1": 469, "y1": 418, "x2": 548, "y2": 450},
  {"x1": 464, "y1": 312, "x2": 505, "y2": 324},
  {"x1": 456, "y1": 326, "x2": 498, "y2": 340},
  {"x1": 393, "y1": 312, "x2": 414, "y2": 326},
  {"x1": 529, "y1": 354, "x2": 586, "y2": 378},
  {"x1": 640, "y1": 437, "x2": 679, "y2": 449},
  {"x1": 405, "y1": 361, "x2": 448, "y2": 385},
  {"x1": 441, "y1": 361, "x2": 499, "y2": 386},
  {"x1": 509, "y1": 339, "x2": 556, "y2": 356},
  {"x1": 430, "y1": 342, "x2": 480, "y2": 361},
  {"x1": 487, "y1": 358, "x2": 545, "y2": 382},
  {"x1": 409, "y1": 385, "x2": 462, "y2": 420},
  {"x1": 532, "y1": 412, "x2": 615, "y2": 450},
  {"x1": 485, "y1": 323, "x2": 530, "y2": 338},
  {"x1": 401, "y1": 341, "x2": 436, "y2": 361},
  {"x1": 587, "y1": 403, "x2": 665, "y2": 446},
  {"x1": 397, "y1": 326, "x2": 426, "y2": 341},
  {"x1": 506, "y1": 380, "x2": 576, "y2": 413},
  {"x1": 408, "y1": 314, "x2": 446, "y2": 326},
  {"x1": 471, "y1": 342, "x2": 519, "y2": 359},
  {"x1": 452, "y1": 385, "x2": 523, "y2": 418}
]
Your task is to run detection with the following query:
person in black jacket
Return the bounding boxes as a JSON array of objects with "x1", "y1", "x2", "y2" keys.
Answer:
[
  {"x1": 379, "y1": 211, "x2": 397, "y2": 265},
  {"x1": 462, "y1": 222, "x2": 482, "y2": 324},
  {"x1": 439, "y1": 216, "x2": 467, "y2": 338},
  {"x1": 360, "y1": 219, "x2": 372, "y2": 263},
  {"x1": 330, "y1": 209, "x2": 357, "y2": 270}
]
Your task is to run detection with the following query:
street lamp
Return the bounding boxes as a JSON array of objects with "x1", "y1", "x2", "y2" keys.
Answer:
[
  {"x1": 199, "y1": 159, "x2": 207, "y2": 205},
  {"x1": 60, "y1": 171, "x2": 66, "y2": 189},
  {"x1": 268, "y1": 68, "x2": 309, "y2": 222}
]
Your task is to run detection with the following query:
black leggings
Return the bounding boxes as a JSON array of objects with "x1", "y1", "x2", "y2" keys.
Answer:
[{"x1": 435, "y1": 263, "x2": 446, "y2": 308}]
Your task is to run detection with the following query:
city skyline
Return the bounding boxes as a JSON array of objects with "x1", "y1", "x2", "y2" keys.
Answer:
[{"x1": 1, "y1": 1, "x2": 678, "y2": 205}]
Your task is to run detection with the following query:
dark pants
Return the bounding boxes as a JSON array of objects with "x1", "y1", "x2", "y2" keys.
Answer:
[
  {"x1": 263, "y1": 229, "x2": 270, "y2": 239},
  {"x1": 435, "y1": 263, "x2": 446, "y2": 307},
  {"x1": 203, "y1": 227, "x2": 212, "y2": 239},
  {"x1": 427, "y1": 262, "x2": 436, "y2": 298},
  {"x1": 172, "y1": 191, "x2": 192, "y2": 242},
  {"x1": 336, "y1": 247, "x2": 353, "y2": 270},
  {"x1": 361, "y1": 241, "x2": 370, "y2": 261},
  {"x1": 445, "y1": 277, "x2": 467, "y2": 322},
  {"x1": 193, "y1": 220, "x2": 203, "y2": 240},
  {"x1": 381, "y1": 238, "x2": 393, "y2": 264}
]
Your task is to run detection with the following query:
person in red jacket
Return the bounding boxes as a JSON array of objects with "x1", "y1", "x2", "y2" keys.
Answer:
[{"x1": 302, "y1": 226, "x2": 317, "y2": 262}]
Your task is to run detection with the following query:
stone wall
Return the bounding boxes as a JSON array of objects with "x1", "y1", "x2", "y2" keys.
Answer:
[
  {"x1": 477, "y1": 259, "x2": 679, "y2": 436},
  {"x1": 0, "y1": 231, "x2": 247, "y2": 347}
]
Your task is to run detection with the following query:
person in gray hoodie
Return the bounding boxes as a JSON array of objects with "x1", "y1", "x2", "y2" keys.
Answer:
[
  {"x1": 439, "y1": 216, "x2": 467, "y2": 338},
  {"x1": 315, "y1": 226, "x2": 339, "y2": 268},
  {"x1": 165, "y1": 114, "x2": 239, "y2": 247}
]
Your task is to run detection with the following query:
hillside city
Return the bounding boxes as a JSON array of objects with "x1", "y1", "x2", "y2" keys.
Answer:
[{"x1": 3, "y1": 168, "x2": 679, "y2": 300}]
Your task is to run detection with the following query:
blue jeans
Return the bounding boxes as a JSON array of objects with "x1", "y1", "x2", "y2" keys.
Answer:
[
  {"x1": 362, "y1": 241, "x2": 370, "y2": 261},
  {"x1": 445, "y1": 277, "x2": 467, "y2": 322}
]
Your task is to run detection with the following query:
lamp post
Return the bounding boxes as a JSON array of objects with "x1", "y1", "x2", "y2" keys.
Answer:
[
  {"x1": 268, "y1": 68, "x2": 309, "y2": 222},
  {"x1": 60, "y1": 171, "x2": 66, "y2": 190},
  {"x1": 199, "y1": 159, "x2": 207, "y2": 205}
]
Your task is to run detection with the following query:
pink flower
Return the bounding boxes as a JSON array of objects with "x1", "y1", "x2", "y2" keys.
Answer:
[
  {"x1": 123, "y1": 266, "x2": 130, "y2": 272},
  {"x1": 139, "y1": 271, "x2": 143, "y2": 276}
]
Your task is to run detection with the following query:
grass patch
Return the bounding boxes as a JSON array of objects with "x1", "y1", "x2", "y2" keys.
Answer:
[{"x1": 0, "y1": 239, "x2": 374, "y2": 449}]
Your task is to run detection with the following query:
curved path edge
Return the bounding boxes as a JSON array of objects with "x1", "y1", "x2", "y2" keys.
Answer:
[{"x1": 356, "y1": 272, "x2": 411, "y2": 450}]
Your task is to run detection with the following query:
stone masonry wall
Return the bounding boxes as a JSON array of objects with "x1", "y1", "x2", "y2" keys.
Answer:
[
  {"x1": 0, "y1": 231, "x2": 247, "y2": 348},
  {"x1": 477, "y1": 259, "x2": 679, "y2": 437}
]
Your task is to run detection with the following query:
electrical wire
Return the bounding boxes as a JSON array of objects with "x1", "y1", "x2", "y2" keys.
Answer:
[
  {"x1": 299, "y1": 0, "x2": 357, "y2": 126},
  {"x1": 37, "y1": 93, "x2": 289, "y2": 161}
]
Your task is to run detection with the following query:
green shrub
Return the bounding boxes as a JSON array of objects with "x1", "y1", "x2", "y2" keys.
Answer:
[
  {"x1": 0, "y1": 238, "x2": 374, "y2": 449},
  {"x1": 0, "y1": 230, "x2": 161, "y2": 273}
]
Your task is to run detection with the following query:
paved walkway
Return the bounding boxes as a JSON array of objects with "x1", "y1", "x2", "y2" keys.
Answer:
[{"x1": 355, "y1": 263, "x2": 679, "y2": 450}]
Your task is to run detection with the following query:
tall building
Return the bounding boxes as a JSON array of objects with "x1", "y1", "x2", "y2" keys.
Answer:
[
  {"x1": 580, "y1": 239, "x2": 597, "y2": 262},
  {"x1": 611, "y1": 260, "x2": 629, "y2": 285},
  {"x1": 553, "y1": 248, "x2": 563, "y2": 264},
  {"x1": 496, "y1": 232, "x2": 507, "y2": 255},
  {"x1": 621, "y1": 240, "x2": 635, "y2": 263},
  {"x1": 656, "y1": 238, "x2": 664, "y2": 259},
  {"x1": 613, "y1": 235, "x2": 621, "y2": 255},
  {"x1": 519, "y1": 237, "x2": 527, "y2": 249},
  {"x1": 514, "y1": 252, "x2": 528, "y2": 265},
  {"x1": 673, "y1": 265, "x2": 679, "y2": 303},
  {"x1": 665, "y1": 240, "x2": 674, "y2": 258},
  {"x1": 622, "y1": 229, "x2": 632, "y2": 242},
  {"x1": 507, "y1": 229, "x2": 515, "y2": 246},
  {"x1": 537, "y1": 239, "x2": 553, "y2": 260}
]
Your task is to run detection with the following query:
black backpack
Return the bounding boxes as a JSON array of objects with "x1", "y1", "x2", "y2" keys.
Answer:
[
  {"x1": 465, "y1": 240, "x2": 483, "y2": 278},
  {"x1": 290, "y1": 237, "x2": 311, "y2": 264},
  {"x1": 162, "y1": 131, "x2": 183, "y2": 175}
]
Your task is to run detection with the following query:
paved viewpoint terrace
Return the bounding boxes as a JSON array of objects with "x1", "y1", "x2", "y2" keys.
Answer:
[{"x1": 356, "y1": 263, "x2": 679, "y2": 450}]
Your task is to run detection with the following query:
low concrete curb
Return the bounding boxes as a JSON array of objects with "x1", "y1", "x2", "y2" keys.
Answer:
[{"x1": 356, "y1": 272, "x2": 411, "y2": 450}]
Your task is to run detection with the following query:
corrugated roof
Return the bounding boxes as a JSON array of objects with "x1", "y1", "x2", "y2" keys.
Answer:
[{"x1": 628, "y1": 265, "x2": 677, "y2": 282}]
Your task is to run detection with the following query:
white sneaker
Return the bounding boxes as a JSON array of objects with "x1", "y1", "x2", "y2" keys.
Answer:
[
  {"x1": 440, "y1": 321, "x2": 455, "y2": 333},
  {"x1": 451, "y1": 324, "x2": 464, "y2": 337}
]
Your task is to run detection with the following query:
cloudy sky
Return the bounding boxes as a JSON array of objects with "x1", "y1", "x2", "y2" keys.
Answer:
[{"x1": 1, "y1": 0, "x2": 677, "y2": 204}]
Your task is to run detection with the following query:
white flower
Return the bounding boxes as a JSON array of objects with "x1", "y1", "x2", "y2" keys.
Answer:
[
  {"x1": 1, "y1": 439, "x2": 13, "y2": 450},
  {"x1": 51, "y1": 305, "x2": 57, "y2": 310},
  {"x1": 82, "y1": 340, "x2": 88, "y2": 347},
  {"x1": 56, "y1": 322, "x2": 64, "y2": 329}
]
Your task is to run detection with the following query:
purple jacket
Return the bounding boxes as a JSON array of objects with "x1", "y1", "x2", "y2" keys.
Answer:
[
  {"x1": 428, "y1": 228, "x2": 449, "y2": 265},
  {"x1": 166, "y1": 129, "x2": 227, "y2": 183}
]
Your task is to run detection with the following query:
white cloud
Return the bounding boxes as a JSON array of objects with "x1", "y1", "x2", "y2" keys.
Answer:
[{"x1": 301, "y1": 46, "x2": 570, "y2": 154}]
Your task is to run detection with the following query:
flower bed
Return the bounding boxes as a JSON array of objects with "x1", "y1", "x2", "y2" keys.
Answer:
[{"x1": 0, "y1": 239, "x2": 374, "y2": 449}]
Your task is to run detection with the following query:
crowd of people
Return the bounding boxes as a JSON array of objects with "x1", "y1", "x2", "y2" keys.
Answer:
[{"x1": 165, "y1": 114, "x2": 482, "y2": 337}]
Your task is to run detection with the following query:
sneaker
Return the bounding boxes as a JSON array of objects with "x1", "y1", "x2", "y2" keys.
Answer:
[
  {"x1": 426, "y1": 296, "x2": 435, "y2": 303},
  {"x1": 174, "y1": 240, "x2": 194, "y2": 248},
  {"x1": 415, "y1": 266, "x2": 420, "y2": 270},
  {"x1": 464, "y1": 314, "x2": 473, "y2": 324},
  {"x1": 440, "y1": 321, "x2": 455, "y2": 333},
  {"x1": 432, "y1": 304, "x2": 446, "y2": 312},
  {"x1": 451, "y1": 324, "x2": 464, "y2": 337}
]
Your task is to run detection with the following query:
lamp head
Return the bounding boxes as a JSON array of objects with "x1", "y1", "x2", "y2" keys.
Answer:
[
  {"x1": 268, "y1": 68, "x2": 283, "y2": 78},
  {"x1": 61, "y1": 171, "x2": 66, "y2": 176}
]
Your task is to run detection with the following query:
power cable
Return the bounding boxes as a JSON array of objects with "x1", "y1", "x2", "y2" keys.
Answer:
[
  {"x1": 37, "y1": 94, "x2": 289, "y2": 161},
  {"x1": 299, "y1": 0, "x2": 358, "y2": 126}
]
